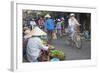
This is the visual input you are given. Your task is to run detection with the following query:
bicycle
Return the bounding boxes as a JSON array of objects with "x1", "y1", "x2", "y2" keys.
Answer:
[
  {"x1": 66, "y1": 26, "x2": 82, "y2": 49},
  {"x1": 72, "y1": 31, "x2": 82, "y2": 49}
]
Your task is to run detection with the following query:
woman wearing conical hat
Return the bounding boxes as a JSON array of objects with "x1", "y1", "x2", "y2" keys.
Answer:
[{"x1": 25, "y1": 26, "x2": 49, "y2": 62}]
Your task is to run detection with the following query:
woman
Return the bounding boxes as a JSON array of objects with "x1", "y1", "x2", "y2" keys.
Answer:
[
  {"x1": 56, "y1": 19, "x2": 62, "y2": 37},
  {"x1": 25, "y1": 26, "x2": 49, "y2": 62}
]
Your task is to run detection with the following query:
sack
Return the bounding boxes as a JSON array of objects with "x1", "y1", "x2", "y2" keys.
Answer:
[
  {"x1": 52, "y1": 32, "x2": 57, "y2": 39},
  {"x1": 55, "y1": 29, "x2": 57, "y2": 34}
]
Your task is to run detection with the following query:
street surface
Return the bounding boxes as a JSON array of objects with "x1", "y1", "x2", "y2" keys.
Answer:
[{"x1": 51, "y1": 35, "x2": 91, "y2": 60}]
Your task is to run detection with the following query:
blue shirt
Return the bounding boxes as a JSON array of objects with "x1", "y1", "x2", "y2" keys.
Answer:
[{"x1": 45, "y1": 18, "x2": 54, "y2": 30}]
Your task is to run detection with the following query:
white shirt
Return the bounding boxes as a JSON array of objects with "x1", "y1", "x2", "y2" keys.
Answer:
[
  {"x1": 26, "y1": 37, "x2": 48, "y2": 62},
  {"x1": 69, "y1": 17, "x2": 80, "y2": 25},
  {"x1": 68, "y1": 17, "x2": 80, "y2": 32}
]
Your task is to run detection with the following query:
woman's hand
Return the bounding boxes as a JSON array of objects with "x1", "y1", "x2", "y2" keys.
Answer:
[{"x1": 46, "y1": 44, "x2": 51, "y2": 48}]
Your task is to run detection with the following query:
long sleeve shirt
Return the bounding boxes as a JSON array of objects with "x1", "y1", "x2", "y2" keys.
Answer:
[
  {"x1": 45, "y1": 18, "x2": 54, "y2": 30},
  {"x1": 26, "y1": 37, "x2": 48, "y2": 62},
  {"x1": 68, "y1": 17, "x2": 80, "y2": 26},
  {"x1": 68, "y1": 17, "x2": 80, "y2": 32}
]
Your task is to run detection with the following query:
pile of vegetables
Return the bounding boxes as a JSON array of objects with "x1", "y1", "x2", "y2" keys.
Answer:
[
  {"x1": 41, "y1": 40, "x2": 65, "y2": 61},
  {"x1": 49, "y1": 50, "x2": 65, "y2": 60}
]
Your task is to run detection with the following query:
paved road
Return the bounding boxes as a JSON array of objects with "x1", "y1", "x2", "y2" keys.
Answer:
[{"x1": 51, "y1": 35, "x2": 91, "y2": 60}]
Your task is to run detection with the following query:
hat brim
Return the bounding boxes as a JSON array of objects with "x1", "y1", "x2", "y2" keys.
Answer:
[{"x1": 27, "y1": 26, "x2": 47, "y2": 36}]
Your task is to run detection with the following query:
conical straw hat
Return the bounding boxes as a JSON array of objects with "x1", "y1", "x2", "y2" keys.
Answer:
[
  {"x1": 45, "y1": 14, "x2": 51, "y2": 18},
  {"x1": 24, "y1": 26, "x2": 47, "y2": 39},
  {"x1": 24, "y1": 29, "x2": 31, "y2": 35},
  {"x1": 29, "y1": 26, "x2": 47, "y2": 36}
]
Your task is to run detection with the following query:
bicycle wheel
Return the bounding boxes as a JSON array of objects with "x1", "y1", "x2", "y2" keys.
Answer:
[{"x1": 74, "y1": 33, "x2": 82, "y2": 49}]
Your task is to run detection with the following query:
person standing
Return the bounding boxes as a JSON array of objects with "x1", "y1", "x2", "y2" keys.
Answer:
[
  {"x1": 44, "y1": 14, "x2": 55, "y2": 43},
  {"x1": 61, "y1": 17, "x2": 65, "y2": 36},
  {"x1": 38, "y1": 17, "x2": 45, "y2": 29},
  {"x1": 56, "y1": 19, "x2": 62, "y2": 37}
]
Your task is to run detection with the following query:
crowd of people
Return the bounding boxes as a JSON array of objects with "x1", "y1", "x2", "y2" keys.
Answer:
[
  {"x1": 23, "y1": 13, "x2": 83, "y2": 62},
  {"x1": 23, "y1": 13, "x2": 81, "y2": 42}
]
